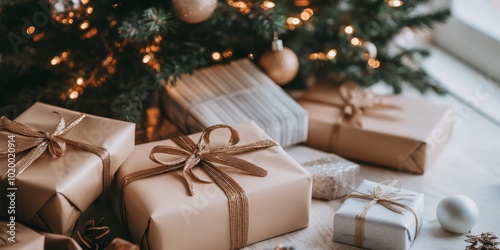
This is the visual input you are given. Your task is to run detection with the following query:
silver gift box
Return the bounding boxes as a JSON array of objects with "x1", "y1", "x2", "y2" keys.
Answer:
[
  {"x1": 302, "y1": 155, "x2": 359, "y2": 200},
  {"x1": 333, "y1": 179, "x2": 424, "y2": 250}
]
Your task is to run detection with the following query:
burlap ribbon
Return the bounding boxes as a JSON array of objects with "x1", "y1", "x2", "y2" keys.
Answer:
[
  {"x1": 118, "y1": 124, "x2": 277, "y2": 250},
  {"x1": 0, "y1": 112, "x2": 111, "y2": 217},
  {"x1": 345, "y1": 180, "x2": 419, "y2": 247}
]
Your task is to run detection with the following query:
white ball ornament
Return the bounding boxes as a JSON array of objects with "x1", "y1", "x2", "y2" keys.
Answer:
[{"x1": 436, "y1": 195, "x2": 479, "y2": 234}]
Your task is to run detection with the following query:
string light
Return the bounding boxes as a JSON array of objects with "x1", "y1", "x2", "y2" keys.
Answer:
[
  {"x1": 33, "y1": 33, "x2": 44, "y2": 42},
  {"x1": 300, "y1": 8, "x2": 314, "y2": 21},
  {"x1": 80, "y1": 20, "x2": 89, "y2": 30},
  {"x1": 81, "y1": 0, "x2": 90, "y2": 5},
  {"x1": 211, "y1": 52, "x2": 222, "y2": 61},
  {"x1": 222, "y1": 50, "x2": 233, "y2": 58},
  {"x1": 248, "y1": 53, "x2": 254, "y2": 59},
  {"x1": 295, "y1": 0, "x2": 310, "y2": 6},
  {"x1": 309, "y1": 53, "x2": 320, "y2": 60},
  {"x1": 86, "y1": 7, "x2": 93, "y2": 14},
  {"x1": 76, "y1": 77, "x2": 84, "y2": 85},
  {"x1": 326, "y1": 49, "x2": 337, "y2": 59},
  {"x1": 368, "y1": 58, "x2": 380, "y2": 68},
  {"x1": 261, "y1": 1, "x2": 275, "y2": 10},
  {"x1": 50, "y1": 50, "x2": 70, "y2": 66},
  {"x1": 388, "y1": 0, "x2": 403, "y2": 7},
  {"x1": 142, "y1": 54, "x2": 152, "y2": 63},
  {"x1": 26, "y1": 26, "x2": 36, "y2": 35},
  {"x1": 289, "y1": 17, "x2": 300, "y2": 25},
  {"x1": 82, "y1": 28, "x2": 98, "y2": 39},
  {"x1": 51, "y1": 57, "x2": 61, "y2": 65},
  {"x1": 69, "y1": 90, "x2": 79, "y2": 99},
  {"x1": 227, "y1": 0, "x2": 251, "y2": 14},
  {"x1": 350, "y1": 37, "x2": 362, "y2": 46},
  {"x1": 344, "y1": 25, "x2": 354, "y2": 35}
]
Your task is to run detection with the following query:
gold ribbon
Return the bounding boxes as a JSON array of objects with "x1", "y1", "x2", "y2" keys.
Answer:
[
  {"x1": 302, "y1": 82, "x2": 398, "y2": 128},
  {"x1": 345, "y1": 180, "x2": 419, "y2": 247},
  {"x1": 118, "y1": 124, "x2": 278, "y2": 250},
  {"x1": 0, "y1": 112, "x2": 111, "y2": 218}
]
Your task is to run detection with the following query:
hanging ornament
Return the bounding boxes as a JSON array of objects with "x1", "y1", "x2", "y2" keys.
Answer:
[
  {"x1": 259, "y1": 38, "x2": 299, "y2": 85},
  {"x1": 172, "y1": 0, "x2": 218, "y2": 24}
]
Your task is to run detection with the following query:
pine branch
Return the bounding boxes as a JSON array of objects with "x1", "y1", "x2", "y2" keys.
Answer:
[
  {"x1": 400, "y1": 9, "x2": 451, "y2": 30},
  {"x1": 247, "y1": 1, "x2": 286, "y2": 39},
  {"x1": 119, "y1": 8, "x2": 178, "y2": 43}
]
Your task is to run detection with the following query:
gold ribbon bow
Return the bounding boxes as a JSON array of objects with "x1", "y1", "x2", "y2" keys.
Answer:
[
  {"x1": 118, "y1": 124, "x2": 278, "y2": 250},
  {"x1": 337, "y1": 82, "x2": 398, "y2": 128},
  {"x1": 0, "y1": 112, "x2": 111, "y2": 217},
  {"x1": 345, "y1": 180, "x2": 419, "y2": 247}
]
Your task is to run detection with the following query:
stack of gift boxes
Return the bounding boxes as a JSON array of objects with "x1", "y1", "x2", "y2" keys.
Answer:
[{"x1": 0, "y1": 59, "x2": 452, "y2": 250}]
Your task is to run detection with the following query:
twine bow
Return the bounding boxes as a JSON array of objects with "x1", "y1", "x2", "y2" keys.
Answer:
[
  {"x1": 337, "y1": 82, "x2": 398, "y2": 128},
  {"x1": 345, "y1": 180, "x2": 419, "y2": 247},
  {"x1": 0, "y1": 112, "x2": 111, "y2": 217},
  {"x1": 118, "y1": 124, "x2": 277, "y2": 250}
]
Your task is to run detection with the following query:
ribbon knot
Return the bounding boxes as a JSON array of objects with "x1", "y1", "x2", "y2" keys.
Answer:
[
  {"x1": 338, "y1": 82, "x2": 397, "y2": 128},
  {"x1": 119, "y1": 124, "x2": 278, "y2": 249},
  {"x1": 346, "y1": 180, "x2": 420, "y2": 247}
]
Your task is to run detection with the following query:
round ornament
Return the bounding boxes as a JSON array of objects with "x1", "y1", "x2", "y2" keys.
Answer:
[
  {"x1": 172, "y1": 0, "x2": 218, "y2": 24},
  {"x1": 436, "y1": 195, "x2": 479, "y2": 234},
  {"x1": 259, "y1": 39, "x2": 299, "y2": 85}
]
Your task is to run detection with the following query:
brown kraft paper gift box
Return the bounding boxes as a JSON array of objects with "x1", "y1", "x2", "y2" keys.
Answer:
[
  {"x1": 0, "y1": 102, "x2": 135, "y2": 235},
  {"x1": 114, "y1": 121, "x2": 312, "y2": 250},
  {"x1": 299, "y1": 83, "x2": 452, "y2": 174}
]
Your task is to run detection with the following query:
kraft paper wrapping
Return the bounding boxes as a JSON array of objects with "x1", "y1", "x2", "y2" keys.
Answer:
[
  {"x1": 0, "y1": 102, "x2": 135, "y2": 235},
  {"x1": 115, "y1": 121, "x2": 312, "y2": 250},
  {"x1": 42, "y1": 232, "x2": 82, "y2": 250},
  {"x1": 333, "y1": 180, "x2": 424, "y2": 250},
  {"x1": 1, "y1": 222, "x2": 45, "y2": 250},
  {"x1": 299, "y1": 84, "x2": 452, "y2": 174}
]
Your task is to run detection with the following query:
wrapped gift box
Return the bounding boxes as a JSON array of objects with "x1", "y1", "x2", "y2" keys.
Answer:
[
  {"x1": 299, "y1": 83, "x2": 452, "y2": 174},
  {"x1": 161, "y1": 58, "x2": 308, "y2": 147},
  {"x1": 115, "y1": 121, "x2": 312, "y2": 250},
  {"x1": 1, "y1": 222, "x2": 45, "y2": 250},
  {"x1": 285, "y1": 146, "x2": 359, "y2": 200},
  {"x1": 0, "y1": 102, "x2": 135, "y2": 235},
  {"x1": 333, "y1": 179, "x2": 424, "y2": 250}
]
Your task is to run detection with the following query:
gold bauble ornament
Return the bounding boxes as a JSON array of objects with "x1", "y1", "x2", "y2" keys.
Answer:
[
  {"x1": 259, "y1": 39, "x2": 299, "y2": 85},
  {"x1": 172, "y1": 0, "x2": 218, "y2": 24}
]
